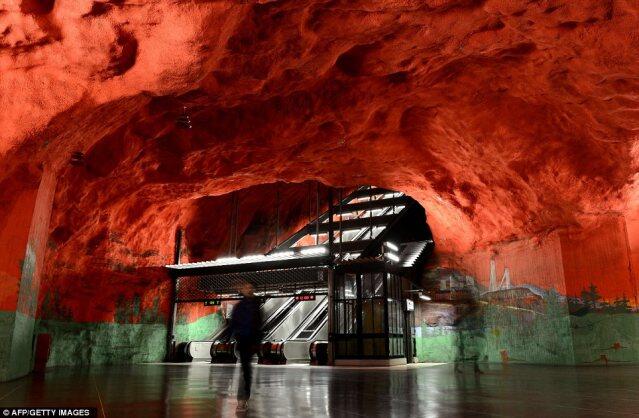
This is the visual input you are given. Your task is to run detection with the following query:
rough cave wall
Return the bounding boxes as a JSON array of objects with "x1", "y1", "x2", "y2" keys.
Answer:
[{"x1": 416, "y1": 213, "x2": 639, "y2": 366}]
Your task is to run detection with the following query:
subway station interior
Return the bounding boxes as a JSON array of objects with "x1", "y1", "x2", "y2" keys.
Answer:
[{"x1": 1, "y1": 1, "x2": 639, "y2": 417}]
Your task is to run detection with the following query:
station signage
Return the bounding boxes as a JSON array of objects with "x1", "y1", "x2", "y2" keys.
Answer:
[
  {"x1": 405, "y1": 299, "x2": 414, "y2": 312},
  {"x1": 295, "y1": 294, "x2": 316, "y2": 302},
  {"x1": 204, "y1": 299, "x2": 222, "y2": 306}
]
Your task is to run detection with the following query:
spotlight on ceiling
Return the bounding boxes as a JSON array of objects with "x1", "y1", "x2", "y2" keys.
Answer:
[
  {"x1": 419, "y1": 293, "x2": 431, "y2": 301},
  {"x1": 70, "y1": 151, "x2": 85, "y2": 166},
  {"x1": 176, "y1": 106, "x2": 192, "y2": 129}
]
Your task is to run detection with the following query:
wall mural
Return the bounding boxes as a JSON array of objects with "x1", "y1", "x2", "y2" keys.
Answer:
[
  {"x1": 415, "y1": 215, "x2": 639, "y2": 366},
  {"x1": 416, "y1": 254, "x2": 639, "y2": 366}
]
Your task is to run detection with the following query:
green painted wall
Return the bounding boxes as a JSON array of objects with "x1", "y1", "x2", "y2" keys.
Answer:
[
  {"x1": 0, "y1": 311, "x2": 16, "y2": 381},
  {"x1": 8, "y1": 312, "x2": 36, "y2": 379},
  {"x1": 175, "y1": 312, "x2": 224, "y2": 343},
  {"x1": 36, "y1": 320, "x2": 167, "y2": 367},
  {"x1": 0, "y1": 311, "x2": 37, "y2": 382},
  {"x1": 32, "y1": 312, "x2": 224, "y2": 368},
  {"x1": 571, "y1": 313, "x2": 639, "y2": 365},
  {"x1": 416, "y1": 306, "x2": 639, "y2": 366}
]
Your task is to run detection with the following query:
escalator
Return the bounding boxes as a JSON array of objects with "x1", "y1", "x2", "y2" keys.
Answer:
[
  {"x1": 186, "y1": 296, "x2": 291, "y2": 361},
  {"x1": 282, "y1": 298, "x2": 328, "y2": 362},
  {"x1": 259, "y1": 296, "x2": 328, "y2": 364},
  {"x1": 209, "y1": 296, "x2": 299, "y2": 363}
]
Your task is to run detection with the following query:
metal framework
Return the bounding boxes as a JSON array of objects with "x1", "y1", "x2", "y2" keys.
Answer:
[
  {"x1": 167, "y1": 185, "x2": 432, "y2": 302},
  {"x1": 164, "y1": 184, "x2": 435, "y2": 363}
]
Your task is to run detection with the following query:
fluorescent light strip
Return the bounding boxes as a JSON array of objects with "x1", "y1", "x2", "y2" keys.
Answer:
[
  {"x1": 165, "y1": 245, "x2": 330, "y2": 269},
  {"x1": 213, "y1": 257, "x2": 238, "y2": 263},
  {"x1": 384, "y1": 241, "x2": 399, "y2": 252},
  {"x1": 385, "y1": 252, "x2": 400, "y2": 262},
  {"x1": 300, "y1": 246, "x2": 328, "y2": 256}
]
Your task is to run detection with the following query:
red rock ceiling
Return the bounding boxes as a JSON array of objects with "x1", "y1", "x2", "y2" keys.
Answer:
[{"x1": 2, "y1": 0, "x2": 639, "y2": 265}]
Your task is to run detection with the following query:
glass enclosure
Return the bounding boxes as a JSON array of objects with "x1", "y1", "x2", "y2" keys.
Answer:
[{"x1": 333, "y1": 271, "x2": 406, "y2": 359}]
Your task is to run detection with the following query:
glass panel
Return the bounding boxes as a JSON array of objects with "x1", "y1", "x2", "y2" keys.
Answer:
[
  {"x1": 391, "y1": 205, "x2": 405, "y2": 214},
  {"x1": 389, "y1": 301, "x2": 401, "y2": 333},
  {"x1": 349, "y1": 194, "x2": 387, "y2": 203},
  {"x1": 373, "y1": 300, "x2": 385, "y2": 333},
  {"x1": 344, "y1": 300, "x2": 357, "y2": 334},
  {"x1": 335, "y1": 275, "x2": 344, "y2": 300},
  {"x1": 362, "y1": 299, "x2": 374, "y2": 333},
  {"x1": 326, "y1": 205, "x2": 395, "y2": 223},
  {"x1": 292, "y1": 233, "x2": 329, "y2": 247},
  {"x1": 372, "y1": 273, "x2": 384, "y2": 297},
  {"x1": 335, "y1": 228, "x2": 367, "y2": 242},
  {"x1": 325, "y1": 210, "x2": 366, "y2": 222},
  {"x1": 370, "y1": 207, "x2": 388, "y2": 217},
  {"x1": 394, "y1": 338, "x2": 404, "y2": 356},
  {"x1": 389, "y1": 274, "x2": 397, "y2": 299},
  {"x1": 344, "y1": 274, "x2": 357, "y2": 299},
  {"x1": 362, "y1": 274, "x2": 373, "y2": 298},
  {"x1": 370, "y1": 225, "x2": 386, "y2": 239},
  {"x1": 390, "y1": 301, "x2": 396, "y2": 333},
  {"x1": 335, "y1": 302, "x2": 344, "y2": 333}
]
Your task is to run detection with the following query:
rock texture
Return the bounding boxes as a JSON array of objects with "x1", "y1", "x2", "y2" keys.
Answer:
[{"x1": 1, "y1": 1, "x2": 639, "y2": 322}]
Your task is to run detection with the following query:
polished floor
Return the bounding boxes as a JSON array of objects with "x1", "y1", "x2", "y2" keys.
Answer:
[{"x1": 1, "y1": 362, "x2": 638, "y2": 417}]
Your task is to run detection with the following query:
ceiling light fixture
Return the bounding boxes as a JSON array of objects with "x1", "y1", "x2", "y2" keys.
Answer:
[{"x1": 384, "y1": 241, "x2": 399, "y2": 252}]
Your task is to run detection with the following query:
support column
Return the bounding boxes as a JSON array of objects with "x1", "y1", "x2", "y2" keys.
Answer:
[
  {"x1": 0, "y1": 167, "x2": 56, "y2": 381},
  {"x1": 327, "y1": 190, "x2": 335, "y2": 365},
  {"x1": 327, "y1": 268, "x2": 335, "y2": 366},
  {"x1": 165, "y1": 228, "x2": 182, "y2": 362}
]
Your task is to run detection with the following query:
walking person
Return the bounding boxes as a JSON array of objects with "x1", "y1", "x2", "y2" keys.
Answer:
[{"x1": 229, "y1": 281, "x2": 263, "y2": 412}]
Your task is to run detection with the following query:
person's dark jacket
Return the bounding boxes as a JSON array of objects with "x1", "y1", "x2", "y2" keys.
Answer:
[{"x1": 229, "y1": 297, "x2": 263, "y2": 345}]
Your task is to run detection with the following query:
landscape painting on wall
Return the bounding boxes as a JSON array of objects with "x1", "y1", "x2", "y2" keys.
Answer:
[{"x1": 417, "y1": 256, "x2": 639, "y2": 366}]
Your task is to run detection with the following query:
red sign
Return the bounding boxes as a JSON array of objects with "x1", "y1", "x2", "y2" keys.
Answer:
[{"x1": 295, "y1": 294, "x2": 316, "y2": 301}]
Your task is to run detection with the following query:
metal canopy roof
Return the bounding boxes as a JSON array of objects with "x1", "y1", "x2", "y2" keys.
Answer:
[
  {"x1": 167, "y1": 251, "x2": 331, "y2": 277},
  {"x1": 176, "y1": 266, "x2": 330, "y2": 301},
  {"x1": 399, "y1": 240, "x2": 434, "y2": 268}
]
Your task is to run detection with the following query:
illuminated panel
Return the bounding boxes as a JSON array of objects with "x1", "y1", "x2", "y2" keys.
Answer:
[
  {"x1": 166, "y1": 249, "x2": 315, "y2": 270},
  {"x1": 292, "y1": 233, "x2": 329, "y2": 247},
  {"x1": 335, "y1": 228, "x2": 367, "y2": 242}
]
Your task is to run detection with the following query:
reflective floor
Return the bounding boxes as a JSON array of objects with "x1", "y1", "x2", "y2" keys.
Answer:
[{"x1": 1, "y1": 362, "x2": 639, "y2": 417}]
